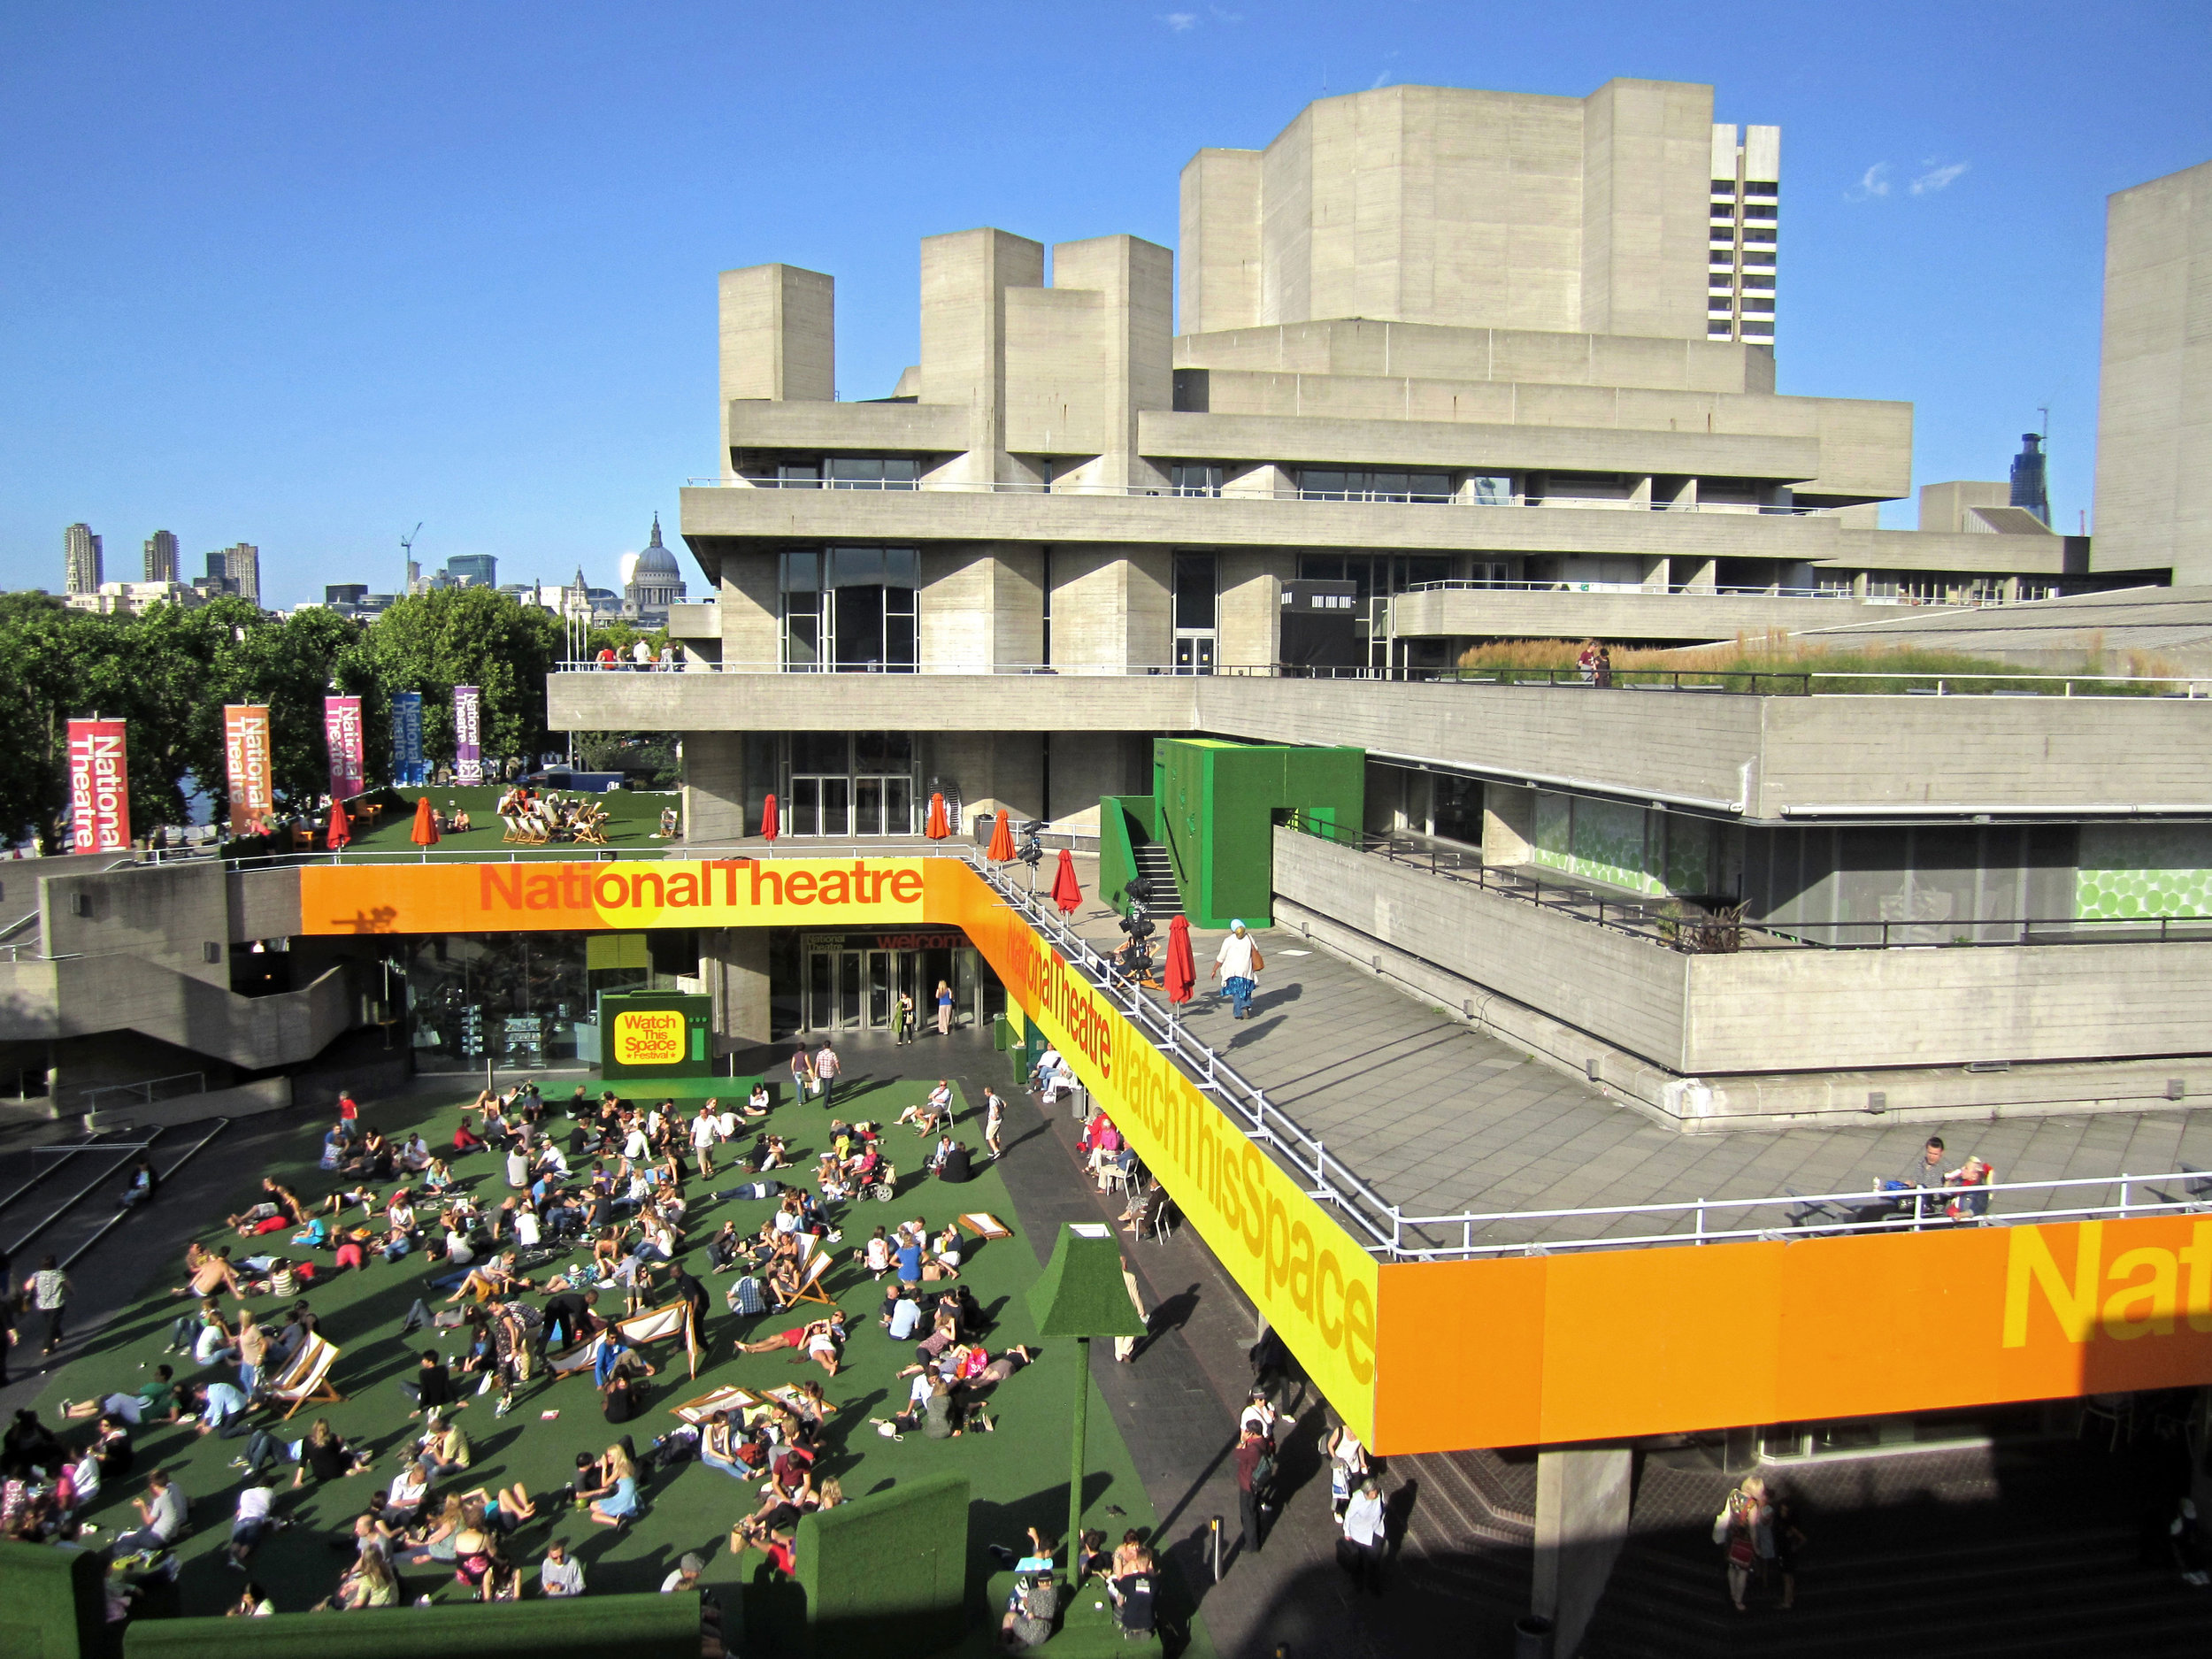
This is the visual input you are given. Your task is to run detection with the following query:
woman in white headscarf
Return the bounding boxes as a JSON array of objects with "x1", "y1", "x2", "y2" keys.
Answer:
[{"x1": 1210, "y1": 920, "x2": 1262, "y2": 1019}]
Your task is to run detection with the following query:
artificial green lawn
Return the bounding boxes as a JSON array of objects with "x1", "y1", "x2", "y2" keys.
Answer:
[
  {"x1": 34, "y1": 1071, "x2": 1211, "y2": 1656},
  {"x1": 342, "y1": 786, "x2": 680, "y2": 858}
]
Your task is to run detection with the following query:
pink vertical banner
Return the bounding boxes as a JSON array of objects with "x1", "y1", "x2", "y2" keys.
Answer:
[
  {"x1": 66, "y1": 718, "x2": 131, "y2": 852},
  {"x1": 323, "y1": 695, "x2": 365, "y2": 802},
  {"x1": 452, "y1": 685, "x2": 483, "y2": 784}
]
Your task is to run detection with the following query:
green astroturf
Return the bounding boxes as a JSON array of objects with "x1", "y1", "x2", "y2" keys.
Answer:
[
  {"x1": 31, "y1": 1071, "x2": 1212, "y2": 1656},
  {"x1": 342, "y1": 786, "x2": 679, "y2": 858}
]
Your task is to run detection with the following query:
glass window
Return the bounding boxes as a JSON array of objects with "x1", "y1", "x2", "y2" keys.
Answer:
[
  {"x1": 1170, "y1": 463, "x2": 1224, "y2": 496},
  {"x1": 1173, "y1": 554, "x2": 1217, "y2": 632},
  {"x1": 827, "y1": 457, "x2": 918, "y2": 489},
  {"x1": 1471, "y1": 475, "x2": 1512, "y2": 506},
  {"x1": 792, "y1": 733, "x2": 847, "y2": 774},
  {"x1": 780, "y1": 551, "x2": 823, "y2": 671},
  {"x1": 1296, "y1": 468, "x2": 1450, "y2": 503},
  {"x1": 776, "y1": 463, "x2": 822, "y2": 488}
]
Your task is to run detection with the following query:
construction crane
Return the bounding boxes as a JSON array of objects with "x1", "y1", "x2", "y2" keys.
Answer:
[{"x1": 400, "y1": 522, "x2": 423, "y2": 597}]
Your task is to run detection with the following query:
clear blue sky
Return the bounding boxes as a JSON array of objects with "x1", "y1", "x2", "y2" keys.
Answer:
[{"x1": 2, "y1": 1, "x2": 2206, "y2": 604}]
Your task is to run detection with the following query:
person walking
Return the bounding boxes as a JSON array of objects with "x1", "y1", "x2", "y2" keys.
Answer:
[
  {"x1": 1714, "y1": 1475, "x2": 1769, "y2": 1612},
  {"x1": 893, "y1": 993, "x2": 915, "y2": 1047},
  {"x1": 1341, "y1": 1477, "x2": 1386, "y2": 1595},
  {"x1": 1113, "y1": 1256, "x2": 1149, "y2": 1363},
  {"x1": 813, "y1": 1041, "x2": 841, "y2": 1110},
  {"x1": 933, "y1": 979, "x2": 955, "y2": 1036},
  {"x1": 1210, "y1": 921, "x2": 1263, "y2": 1020},
  {"x1": 788, "y1": 1045, "x2": 815, "y2": 1104},
  {"x1": 26, "y1": 1255, "x2": 69, "y2": 1359},
  {"x1": 982, "y1": 1088, "x2": 1005, "y2": 1160}
]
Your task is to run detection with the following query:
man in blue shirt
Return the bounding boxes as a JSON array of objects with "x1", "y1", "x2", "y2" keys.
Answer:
[
  {"x1": 195, "y1": 1379, "x2": 251, "y2": 1439},
  {"x1": 883, "y1": 1288, "x2": 922, "y2": 1341}
]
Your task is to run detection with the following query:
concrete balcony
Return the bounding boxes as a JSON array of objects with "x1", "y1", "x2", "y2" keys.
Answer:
[
  {"x1": 677, "y1": 480, "x2": 1852, "y2": 562},
  {"x1": 1389, "y1": 582, "x2": 1919, "y2": 643},
  {"x1": 549, "y1": 667, "x2": 2212, "y2": 820},
  {"x1": 1272, "y1": 827, "x2": 2212, "y2": 1115},
  {"x1": 725, "y1": 398, "x2": 969, "y2": 454}
]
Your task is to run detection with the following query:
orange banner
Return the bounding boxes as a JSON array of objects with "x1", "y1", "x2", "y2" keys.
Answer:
[
  {"x1": 297, "y1": 857, "x2": 927, "y2": 935},
  {"x1": 223, "y1": 705, "x2": 273, "y2": 836}
]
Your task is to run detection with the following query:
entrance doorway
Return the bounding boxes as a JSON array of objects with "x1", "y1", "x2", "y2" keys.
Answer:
[{"x1": 799, "y1": 933, "x2": 987, "y2": 1033}]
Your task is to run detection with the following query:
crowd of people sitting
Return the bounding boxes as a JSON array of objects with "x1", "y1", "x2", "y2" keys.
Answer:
[
  {"x1": 0, "y1": 1064, "x2": 1089, "y2": 1637},
  {"x1": 493, "y1": 787, "x2": 611, "y2": 847}
]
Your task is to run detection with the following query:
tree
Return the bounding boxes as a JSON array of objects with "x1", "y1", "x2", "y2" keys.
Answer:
[
  {"x1": 347, "y1": 588, "x2": 563, "y2": 773},
  {"x1": 195, "y1": 602, "x2": 369, "y2": 820}
]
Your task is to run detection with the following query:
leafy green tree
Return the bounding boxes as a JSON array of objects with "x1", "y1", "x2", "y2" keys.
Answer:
[
  {"x1": 194, "y1": 601, "x2": 370, "y2": 821},
  {"x1": 347, "y1": 587, "x2": 563, "y2": 774},
  {"x1": 0, "y1": 592, "x2": 83, "y2": 850}
]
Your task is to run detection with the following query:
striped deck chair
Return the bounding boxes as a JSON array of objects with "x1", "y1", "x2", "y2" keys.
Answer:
[{"x1": 270, "y1": 1333, "x2": 345, "y2": 1418}]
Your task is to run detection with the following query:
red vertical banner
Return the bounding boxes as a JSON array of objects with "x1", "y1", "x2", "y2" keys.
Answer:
[
  {"x1": 323, "y1": 695, "x2": 365, "y2": 803},
  {"x1": 66, "y1": 718, "x2": 131, "y2": 853},
  {"x1": 223, "y1": 704, "x2": 273, "y2": 835}
]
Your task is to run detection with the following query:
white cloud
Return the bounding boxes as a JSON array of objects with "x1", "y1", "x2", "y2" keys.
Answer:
[
  {"x1": 1910, "y1": 160, "x2": 1970, "y2": 195},
  {"x1": 1845, "y1": 162, "x2": 1892, "y2": 202},
  {"x1": 1161, "y1": 11, "x2": 1198, "y2": 28}
]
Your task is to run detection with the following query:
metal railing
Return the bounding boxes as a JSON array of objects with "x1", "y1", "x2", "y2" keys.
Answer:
[
  {"x1": 548, "y1": 655, "x2": 2212, "y2": 698},
  {"x1": 964, "y1": 844, "x2": 2212, "y2": 1262},
  {"x1": 1284, "y1": 812, "x2": 2212, "y2": 954},
  {"x1": 71, "y1": 1071, "x2": 206, "y2": 1115},
  {"x1": 1392, "y1": 1167, "x2": 2212, "y2": 1261},
  {"x1": 682, "y1": 475, "x2": 1839, "y2": 516},
  {"x1": 1398, "y1": 579, "x2": 2041, "y2": 607},
  {"x1": 965, "y1": 852, "x2": 1409, "y2": 1258}
]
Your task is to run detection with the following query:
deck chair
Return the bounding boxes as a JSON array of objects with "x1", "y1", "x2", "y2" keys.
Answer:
[
  {"x1": 783, "y1": 1244, "x2": 837, "y2": 1309},
  {"x1": 574, "y1": 817, "x2": 611, "y2": 847},
  {"x1": 500, "y1": 815, "x2": 531, "y2": 844},
  {"x1": 270, "y1": 1333, "x2": 345, "y2": 1417}
]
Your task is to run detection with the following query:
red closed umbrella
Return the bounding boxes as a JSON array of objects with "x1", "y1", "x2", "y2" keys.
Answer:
[
  {"x1": 1164, "y1": 914, "x2": 1196, "y2": 1004},
  {"x1": 925, "y1": 792, "x2": 949, "y2": 840},
  {"x1": 1050, "y1": 846, "x2": 1082, "y2": 915},
  {"x1": 759, "y1": 792, "x2": 779, "y2": 842},
  {"x1": 409, "y1": 795, "x2": 440, "y2": 847},
  {"x1": 326, "y1": 795, "x2": 352, "y2": 852},
  {"x1": 987, "y1": 812, "x2": 1015, "y2": 863}
]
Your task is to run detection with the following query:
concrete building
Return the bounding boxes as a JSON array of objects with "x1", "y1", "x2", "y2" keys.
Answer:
[
  {"x1": 443, "y1": 552, "x2": 498, "y2": 588},
  {"x1": 142, "y1": 528, "x2": 179, "y2": 583},
  {"x1": 2093, "y1": 157, "x2": 2212, "y2": 583},
  {"x1": 64, "y1": 580, "x2": 205, "y2": 616},
  {"x1": 199, "y1": 542, "x2": 261, "y2": 604},
  {"x1": 63, "y1": 523, "x2": 102, "y2": 594}
]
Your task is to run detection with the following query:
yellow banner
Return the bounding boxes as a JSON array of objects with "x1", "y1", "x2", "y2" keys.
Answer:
[{"x1": 929, "y1": 864, "x2": 1383, "y2": 1443}]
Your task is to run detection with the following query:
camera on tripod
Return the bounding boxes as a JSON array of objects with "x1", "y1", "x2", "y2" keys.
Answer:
[
  {"x1": 1113, "y1": 895, "x2": 1157, "y2": 978},
  {"x1": 1016, "y1": 819, "x2": 1046, "y2": 868}
]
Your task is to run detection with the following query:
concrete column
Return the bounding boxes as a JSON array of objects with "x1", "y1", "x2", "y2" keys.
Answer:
[
  {"x1": 683, "y1": 733, "x2": 747, "y2": 844},
  {"x1": 1483, "y1": 782, "x2": 1534, "y2": 865},
  {"x1": 704, "y1": 928, "x2": 772, "y2": 1050},
  {"x1": 718, "y1": 557, "x2": 780, "y2": 670},
  {"x1": 1050, "y1": 235, "x2": 1175, "y2": 491},
  {"x1": 1678, "y1": 556, "x2": 1718, "y2": 592},
  {"x1": 718, "y1": 265, "x2": 833, "y2": 472},
  {"x1": 1531, "y1": 1446, "x2": 1634, "y2": 1659},
  {"x1": 1217, "y1": 550, "x2": 1289, "y2": 668},
  {"x1": 1048, "y1": 547, "x2": 1171, "y2": 669},
  {"x1": 920, "y1": 545, "x2": 1044, "y2": 670},
  {"x1": 919, "y1": 228, "x2": 1046, "y2": 485}
]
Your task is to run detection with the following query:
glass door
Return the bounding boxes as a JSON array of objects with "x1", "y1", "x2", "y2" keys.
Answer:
[
  {"x1": 805, "y1": 950, "x2": 834, "y2": 1031},
  {"x1": 837, "y1": 950, "x2": 863, "y2": 1030},
  {"x1": 791, "y1": 777, "x2": 849, "y2": 836},
  {"x1": 866, "y1": 950, "x2": 892, "y2": 1028}
]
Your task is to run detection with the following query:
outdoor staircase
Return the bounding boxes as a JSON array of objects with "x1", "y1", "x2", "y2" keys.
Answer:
[
  {"x1": 1127, "y1": 842, "x2": 1185, "y2": 918},
  {"x1": 1578, "y1": 1446, "x2": 2212, "y2": 1658},
  {"x1": 1394, "y1": 1448, "x2": 1538, "y2": 1609}
]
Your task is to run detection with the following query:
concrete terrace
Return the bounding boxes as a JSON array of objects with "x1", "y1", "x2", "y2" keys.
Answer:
[{"x1": 1040, "y1": 861, "x2": 2212, "y2": 1255}]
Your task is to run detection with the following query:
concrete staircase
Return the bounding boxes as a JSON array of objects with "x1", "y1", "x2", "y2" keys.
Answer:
[
  {"x1": 1394, "y1": 1448, "x2": 1538, "y2": 1606},
  {"x1": 1128, "y1": 842, "x2": 1184, "y2": 918},
  {"x1": 1579, "y1": 1445, "x2": 2210, "y2": 1658}
]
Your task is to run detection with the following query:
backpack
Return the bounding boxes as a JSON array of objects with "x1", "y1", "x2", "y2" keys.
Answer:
[{"x1": 1252, "y1": 1448, "x2": 1279, "y2": 1494}]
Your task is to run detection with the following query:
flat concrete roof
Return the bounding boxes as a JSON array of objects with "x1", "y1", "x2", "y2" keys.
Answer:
[{"x1": 1053, "y1": 877, "x2": 2212, "y2": 1254}]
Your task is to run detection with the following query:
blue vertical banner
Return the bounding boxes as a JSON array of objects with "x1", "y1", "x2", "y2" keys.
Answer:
[{"x1": 390, "y1": 692, "x2": 425, "y2": 786}]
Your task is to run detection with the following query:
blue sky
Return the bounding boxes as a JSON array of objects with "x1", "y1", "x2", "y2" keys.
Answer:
[{"x1": 1, "y1": 2, "x2": 2206, "y2": 605}]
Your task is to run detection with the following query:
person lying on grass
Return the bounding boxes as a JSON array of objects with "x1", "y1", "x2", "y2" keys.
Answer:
[{"x1": 734, "y1": 1312, "x2": 847, "y2": 1376}]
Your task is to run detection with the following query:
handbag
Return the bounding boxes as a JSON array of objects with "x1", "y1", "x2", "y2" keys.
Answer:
[{"x1": 1248, "y1": 948, "x2": 1263, "y2": 972}]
